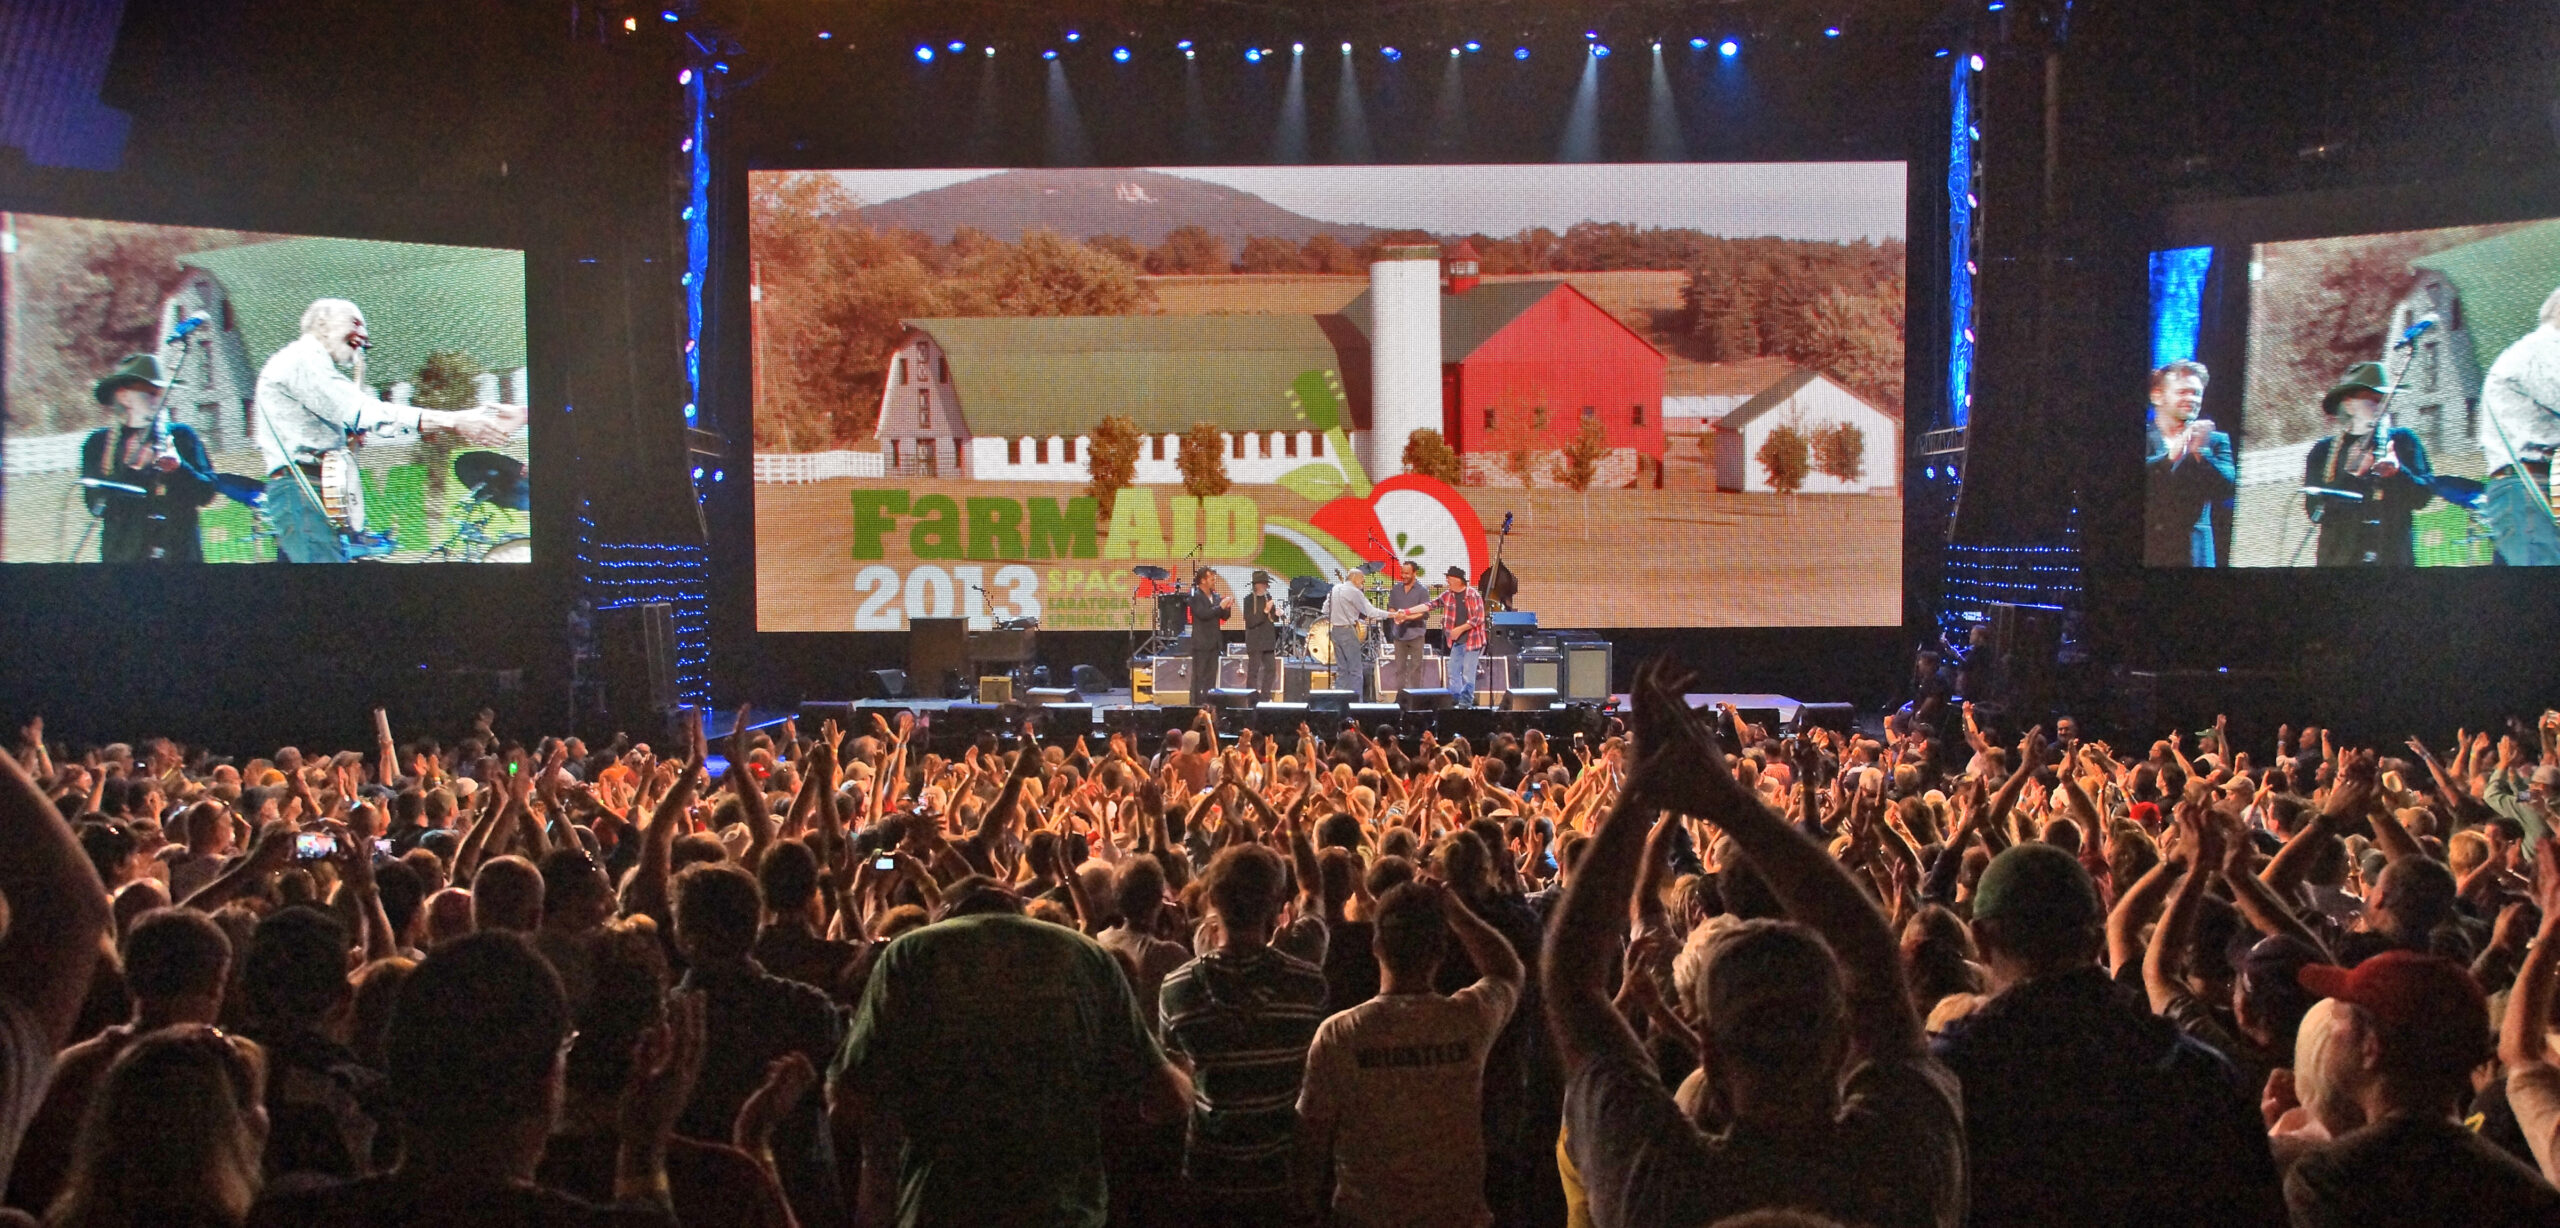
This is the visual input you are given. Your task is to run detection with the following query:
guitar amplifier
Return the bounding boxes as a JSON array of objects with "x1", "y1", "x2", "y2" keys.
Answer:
[
  {"x1": 1131, "y1": 664, "x2": 1154, "y2": 705},
  {"x1": 1149, "y1": 656, "x2": 1190, "y2": 704},
  {"x1": 976, "y1": 676, "x2": 1013, "y2": 705},
  {"x1": 1519, "y1": 651, "x2": 1562, "y2": 693},
  {"x1": 1470, "y1": 655, "x2": 1509, "y2": 704},
  {"x1": 1563, "y1": 642, "x2": 1613, "y2": 702}
]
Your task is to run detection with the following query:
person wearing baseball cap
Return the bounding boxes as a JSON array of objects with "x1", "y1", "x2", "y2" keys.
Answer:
[
  {"x1": 1936, "y1": 838, "x2": 2286, "y2": 1227},
  {"x1": 2284, "y1": 950, "x2": 2560, "y2": 1223},
  {"x1": 2303, "y1": 359, "x2": 2435, "y2": 568}
]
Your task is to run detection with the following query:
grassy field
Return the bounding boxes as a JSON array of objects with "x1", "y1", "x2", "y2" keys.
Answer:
[{"x1": 755, "y1": 477, "x2": 1899, "y2": 632}]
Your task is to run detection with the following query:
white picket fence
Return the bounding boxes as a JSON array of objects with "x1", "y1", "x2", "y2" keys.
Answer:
[
  {"x1": 2, "y1": 430, "x2": 89, "y2": 475},
  {"x1": 754, "y1": 450, "x2": 886, "y2": 484}
]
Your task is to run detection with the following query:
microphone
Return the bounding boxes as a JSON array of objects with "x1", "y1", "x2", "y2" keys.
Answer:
[
  {"x1": 2393, "y1": 314, "x2": 2439, "y2": 349},
  {"x1": 1499, "y1": 512, "x2": 1514, "y2": 534},
  {"x1": 164, "y1": 312, "x2": 210, "y2": 343}
]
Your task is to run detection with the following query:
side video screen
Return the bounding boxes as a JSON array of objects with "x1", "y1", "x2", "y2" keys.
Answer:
[
  {"x1": 2146, "y1": 216, "x2": 2560, "y2": 567},
  {"x1": 1, "y1": 213, "x2": 530, "y2": 564}
]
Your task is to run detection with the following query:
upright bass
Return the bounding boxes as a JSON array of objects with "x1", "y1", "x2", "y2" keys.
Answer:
[{"x1": 1477, "y1": 512, "x2": 1519, "y2": 611}]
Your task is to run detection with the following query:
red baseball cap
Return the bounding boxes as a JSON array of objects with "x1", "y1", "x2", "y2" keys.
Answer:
[{"x1": 2297, "y1": 950, "x2": 2491, "y2": 1073}]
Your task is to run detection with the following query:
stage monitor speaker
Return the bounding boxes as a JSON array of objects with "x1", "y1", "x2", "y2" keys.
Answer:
[
  {"x1": 1251, "y1": 702, "x2": 1309, "y2": 731},
  {"x1": 1026, "y1": 687, "x2": 1078, "y2": 704},
  {"x1": 908, "y1": 618, "x2": 969, "y2": 700},
  {"x1": 1203, "y1": 688, "x2": 1258, "y2": 710},
  {"x1": 1503, "y1": 687, "x2": 1559, "y2": 712},
  {"x1": 1399, "y1": 687, "x2": 1456, "y2": 712},
  {"x1": 1726, "y1": 706, "x2": 1785, "y2": 742},
  {"x1": 1306, "y1": 689, "x2": 1355, "y2": 714},
  {"x1": 1071, "y1": 663, "x2": 1111, "y2": 695},
  {"x1": 596, "y1": 602, "x2": 677, "y2": 729},
  {"x1": 861, "y1": 669, "x2": 909, "y2": 700},
  {"x1": 1519, "y1": 654, "x2": 1562, "y2": 693},
  {"x1": 796, "y1": 700, "x2": 856, "y2": 726},
  {"x1": 1347, "y1": 703, "x2": 1401, "y2": 728},
  {"x1": 1563, "y1": 643, "x2": 1614, "y2": 702},
  {"x1": 1794, "y1": 702, "x2": 1858, "y2": 735},
  {"x1": 1282, "y1": 661, "x2": 1316, "y2": 703},
  {"x1": 1038, "y1": 703, "x2": 1094, "y2": 732}
]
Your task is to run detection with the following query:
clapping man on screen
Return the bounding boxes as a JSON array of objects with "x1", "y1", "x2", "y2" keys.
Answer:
[
  {"x1": 2144, "y1": 359, "x2": 2237, "y2": 567},
  {"x1": 252, "y1": 297, "x2": 525, "y2": 563}
]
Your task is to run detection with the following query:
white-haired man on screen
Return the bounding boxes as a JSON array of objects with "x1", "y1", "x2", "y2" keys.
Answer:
[
  {"x1": 252, "y1": 297, "x2": 523, "y2": 562},
  {"x1": 2479, "y1": 285, "x2": 2560, "y2": 566}
]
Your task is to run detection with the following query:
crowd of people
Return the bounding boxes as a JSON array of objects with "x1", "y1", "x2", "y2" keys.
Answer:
[{"x1": 2, "y1": 672, "x2": 2560, "y2": 1228}]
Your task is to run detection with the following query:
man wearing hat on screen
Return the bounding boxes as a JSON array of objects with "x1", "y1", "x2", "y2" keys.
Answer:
[
  {"x1": 1241, "y1": 569, "x2": 1281, "y2": 700},
  {"x1": 77, "y1": 353, "x2": 214, "y2": 563},
  {"x1": 2301, "y1": 360, "x2": 2433, "y2": 567},
  {"x1": 1437, "y1": 564, "x2": 1487, "y2": 706},
  {"x1": 2283, "y1": 950, "x2": 2560, "y2": 1223}
]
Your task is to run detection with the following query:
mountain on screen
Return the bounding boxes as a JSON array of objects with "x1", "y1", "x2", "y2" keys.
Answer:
[{"x1": 858, "y1": 169, "x2": 1373, "y2": 247}]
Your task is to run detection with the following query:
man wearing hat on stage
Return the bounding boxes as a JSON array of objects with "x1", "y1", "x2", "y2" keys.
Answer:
[
  {"x1": 1438, "y1": 564, "x2": 1488, "y2": 706},
  {"x1": 2302, "y1": 360, "x2": 2432, "y2": 567},
  {"x1": 78, "y1": 353, "x2": 214, "y2": 562},
  {"x1": 1241, "y1": 570, "x2": 1282, "y2": 699}
]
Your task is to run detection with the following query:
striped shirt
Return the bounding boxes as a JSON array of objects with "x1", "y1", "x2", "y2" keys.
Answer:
[{"x1": 1159, "y1": 943, "x2": 1331, "y2": 1195}]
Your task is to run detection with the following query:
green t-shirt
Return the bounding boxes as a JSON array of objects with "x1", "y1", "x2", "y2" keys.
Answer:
[{"x1": 834, "y1": 913, "x2": 1164, "y2": 1228}]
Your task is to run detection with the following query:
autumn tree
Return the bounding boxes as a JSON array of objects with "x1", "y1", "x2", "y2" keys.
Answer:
[
  {"x1": 1554, "y1": 416, "x2": 1608, "y2": 492},
  {"x1": 1811, "y1": 422, "x2": 1867, "y2": 485},
  {"x1": 1300, "y1": 233, "x2": 1363, "y2": 274},
  {"x1": 1087, "y1": 414, "x2": 1143, "y2": 523},
  {"x1": 1088, "y1": 234, "x2": 1145, "y2": 269},
  {"x1": 1502, "y1": 444, "x2": 1539, "y2": 488},
  {"x1": 1402, "y1": 428, "x2": 1463, "y2": 484},
  {"x1": 1178, "y1": 422, "x2": 1232, "y2": 496},
  {"x1": 952, "y1": 228, "x2": 1150, "y2": 317},
  {"x1": 1145, "y1": 226, "x2": 1229, "y2": 275},
  {"x1": 1758, "y1": 424, "x2": 1811, "y2": 496},
  {"x1": 411, "y1": 350, "x2": 484, "y2": 520},
  {"x1": 1236, "y1": 235, "x2": 1311, "y2": 274}
]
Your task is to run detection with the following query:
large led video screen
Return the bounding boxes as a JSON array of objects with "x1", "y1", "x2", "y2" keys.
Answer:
[
  {"x1": 1, "y1": 213, "x2": 530, "y2": 564},
  {"x1": 2145, "y1": 216, "x2": 2560, "y2": 568},
  {"x1": 749, "y1": 165, "x2": 1904, "y2": 631}
]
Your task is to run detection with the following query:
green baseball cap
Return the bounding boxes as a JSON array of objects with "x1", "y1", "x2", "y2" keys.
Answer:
[{"x1": 1970, "y1": 843, "x2": 2101, "y2": 928}]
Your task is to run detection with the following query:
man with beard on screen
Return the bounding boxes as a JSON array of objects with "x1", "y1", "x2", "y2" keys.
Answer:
[{"x1": 2144, "y1": 359, "x2": 2237, "y2": 567}]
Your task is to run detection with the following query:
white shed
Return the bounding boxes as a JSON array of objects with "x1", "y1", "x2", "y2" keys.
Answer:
[{"x1": 1710, "y1": 370, "x2": 1900, "y2": 494}]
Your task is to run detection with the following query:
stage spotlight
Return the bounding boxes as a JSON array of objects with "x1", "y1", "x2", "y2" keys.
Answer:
[
  {"x1": 1720, "y1": 39, "x2": 1739, "y2": 56},
  {"x1": 1926, "y1": 466, "x2": 1937, "y2": 479},
  {"x1": 1934, "y1": 47, "x2": 1950, "y2": 57},
  {"x1": 1292, "y1": 42, "x2": 1304, "y2": 54},
  {"x1": 1383, "y1": 46, "x2": 1400, "y2": 60},
  {"x1": 915, "y1": 46, "x2": 933, "y2": 61},
  {"x1": 1112, "y1": 46, "x2": 1130, "y2": 61},
  {"x1": 1340, "y1": 41, "x2": 1351, "y2": 53},
  {"x1": 1591, "y1": 44, "x2": 1610, "y2": 57},
  {"x1": 1245, "y1": 47, "x2": 1261, "y2": 62},
  {"x1": 1450, "y1": 46, "x2": 1461, "y2": 57},
  {"x1": 1825, "y1": 26, "x2": 1842, "y2": 38},
  {"x1": 1184, "y1": 48, "x2": 1195, "y2": 60},
  {"x1": 1689, "y1": 37, "x2": 1707, "y2": 49},
  {"x1": 948, "y1": 41, "x2": 965, "y2": 52},
  {"x1": 1464, "y1": 40, "x2": 1481, "y2": 51},
  {"x1": 659, "y1": 9, "x2": 677, "y2": 21},
  {"x1": 1065, "y1": 30, "x2": 1080, "y2": 41},
  {"x1": 1988, "y1": 1, "x2": 2006, "y2": 9},
  {"x1": 623, "y1": 16, "x2": 637, "y2": 32},
  {"x1": 677, "y1": 67, "x2": 692, "y2": 84},
  {"x1": 1177, "y1": 39, "x2": 1193, "y2": 49},
  {"x1": 1044, "y1": 48, "x2": 1058, "y2": 59},
  {"x1": 984, "y1": 45, "x2": 994, "y2": 56},
  {"x1": 1651, "y1": 41, "x2": 1662, "y2": 52},
  {"x1": 1513, "y1": 46, "x2": 1529, "y2": 59},
  {"x1": 816, "y1": 30, "x2": 829, "y2": 40},
  {"x1": 1969, "y1": 53, "x2": 1985, "y2": 70},
  {"x1": 1583, "y1": 30, "x2": 1597, "y2": 39},
  {"x1": 712, "y1": 60, "x2": 728, "y2": 72},
  {"x1": 691, "y1": 466, "x2": 704, "y2": 480}
]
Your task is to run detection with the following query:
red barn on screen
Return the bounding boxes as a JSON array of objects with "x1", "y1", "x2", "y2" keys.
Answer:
[{"x1": 1339, "y1": 243, "x2": 1669, "y2": 487}]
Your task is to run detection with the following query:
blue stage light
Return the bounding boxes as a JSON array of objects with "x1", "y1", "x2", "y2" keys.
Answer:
[
  {"x1": 712, "y1": 60, "x2": 728, "y2": 72},
  {"x1": 914, "y1": 45, "x2": 933, "y2": 61},
  {"x1": 1464, "y1": 40, "x2": 1481, "y2": 51},
  {"x1": 1825, "y1": 26, "x2": 1842, "y2": 37},
  {"x1": 1112, "y1": 46, "x2": 1130, "y2": 61},
  {"x1": 948, "y1": 41, "x2": 965, "y2": 52},
  {"x1": 659, "y1": 9, "x2": 677, "y2": 21},
  {"x1": 1177, "y1": 39, "x2": 1192, "y2": 49},
  {"x1": 676, "y1": 67, "x2": 691, "y2": 84},
  {"x1": 1934, "y1": 47, "x2": 1950, "y2": 57},
  {"x1": 1689, "y1": 37, "x2": 1708, "y2": 49},
  {"x1": 1065, "y1": 30, "x2": 1080, "y2": 41},
  {"x1": 1044, "y1": 48, "x2": 1057, "y2": 59},
  {"x1": 1382, "y1": 46, "x2": 1400, "y2": 60},
  {"x1": 1591, "y1": 43, "x2": 1610, "y2": 57},
  {"x1": 1720, "y1": 39, "x2": 1739, "y2": 56},
  {"x1": 816, "y1": 31, "x2": 830, "y2": 40},
  {"x1": 1513, "y1": 46, "x2": 1529, "y2": 59},
  {"x1": 1244, "y1": 47, "x2": 1261, "y2": 62},
  {"x1": 1292, "y1": 42, "x2": 1304, "y2": 54},
  {"x1": 1583, "y1": 30, "x2": 1598, "y2": 40}
]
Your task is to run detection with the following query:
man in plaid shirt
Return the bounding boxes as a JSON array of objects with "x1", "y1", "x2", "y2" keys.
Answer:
[{"x1": 1438, "y1": 565, "x2": 1487, "y2": 706}]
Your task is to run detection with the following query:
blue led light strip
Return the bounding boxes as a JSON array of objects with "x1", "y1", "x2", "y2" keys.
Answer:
[{"x1": 1945, "y1": 53, "x2": 1974, "y2": 430}]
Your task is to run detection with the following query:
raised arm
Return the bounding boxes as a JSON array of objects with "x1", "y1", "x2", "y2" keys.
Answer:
[
  {"x1": 2498, "y1": 840, "x2": 2560, "y2": 1073},
  {"x1": 0, "y1": 749, "x2": 112, "y2": 1049},
  {"x1": 2144, "y1": 807, "x2": 2222, "y2": 1015}
]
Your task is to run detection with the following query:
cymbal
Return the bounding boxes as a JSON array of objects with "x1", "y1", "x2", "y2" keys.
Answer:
[
  {"x1": 1131, "y1": 565, "x2": 1171, "y2": 580},
  {"x1": 453, "y1": 450, "x2": 529, "y2": 511},
  {"x1": 1355, "y1": 559, "x2": 1388, "y2": 574}
]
